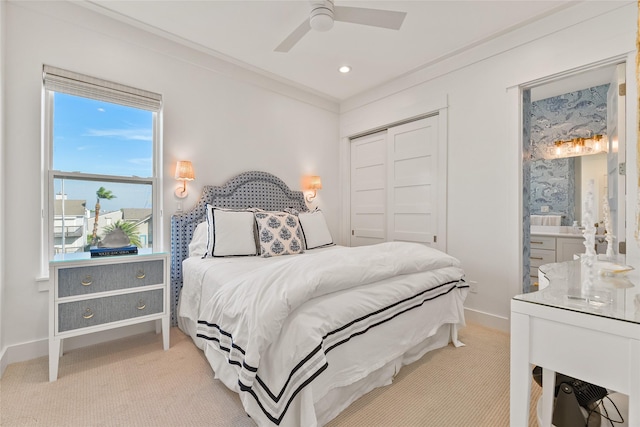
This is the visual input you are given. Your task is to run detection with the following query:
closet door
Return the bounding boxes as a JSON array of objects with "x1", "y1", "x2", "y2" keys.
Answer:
[
  {"x1": 350, "y1": 131, "x2": 387, "y2": 246},
  {"x1": 387, "y1": 116, "x2": 439, "y2": 246}
]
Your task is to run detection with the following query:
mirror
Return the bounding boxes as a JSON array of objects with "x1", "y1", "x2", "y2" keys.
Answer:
[{"x1": 530, "y1": 153, "x2": 608, "y2": 228}]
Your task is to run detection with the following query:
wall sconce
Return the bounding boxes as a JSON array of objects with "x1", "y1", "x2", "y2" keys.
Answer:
[
  {"x1": 302, "y1": 175, "x2": 322, "y2": 202},
  {"x1": 175, "y1": 160, "x2": 195, "y2": 198},
  {"x1": 546, "y1": 134, "x2": 608, "y2": 159}
]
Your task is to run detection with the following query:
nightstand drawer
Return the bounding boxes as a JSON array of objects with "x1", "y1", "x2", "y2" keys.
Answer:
[
  {"x1": 58, "y1": 260, "x2": 164, "y2": 297},
  {"x1": 58, "y1": 289, "x2": 164, "y2": 332}
]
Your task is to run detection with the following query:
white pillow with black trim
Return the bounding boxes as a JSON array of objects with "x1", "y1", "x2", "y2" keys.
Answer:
[
  {"x1": 298, "y1": 209, "x2": 333, "y2": 249},
  {"x1": 188, "y1": 222, "x2": 209, "y2": 258},
  {"x1": 254, "y1": 211, "x2": 304, "y2": 257},
  {"x1": 206, "y1": 205, "x2": 258, "y2": 257}
]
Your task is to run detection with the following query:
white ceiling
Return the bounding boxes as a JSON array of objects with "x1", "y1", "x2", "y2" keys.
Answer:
[{"x1": 83, "y1": 0, "x2": 578, "y2": 102}]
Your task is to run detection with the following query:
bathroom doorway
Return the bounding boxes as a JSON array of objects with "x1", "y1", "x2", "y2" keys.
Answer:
[{"x1": 521, "y1": 61, "x2": 627, "y2": 293}]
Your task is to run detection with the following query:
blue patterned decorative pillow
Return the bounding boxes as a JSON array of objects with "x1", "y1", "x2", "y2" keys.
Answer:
[{"x1": 254, "y1": 211, "x2": 304, "y2": 257}]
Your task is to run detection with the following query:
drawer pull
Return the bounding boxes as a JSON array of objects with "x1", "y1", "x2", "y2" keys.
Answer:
[
  {"x1": 136, "y1": 270, "x2": 146, "y2": 280},
  {"x1": 136, "y1": 300, "x2": 146, "y2": 310},
  {"x1": 81, "y1": 276, "x2": 93, "y2": 286},
  {"x1": 82, "y1": 308, "x2": 94, "y2": 319},
  {"x1": 531, "y1": 241, "x2": 544, "y2": 245},
  {"x1": 531, "y1": 256, "x2": 544, "y2": 260}
]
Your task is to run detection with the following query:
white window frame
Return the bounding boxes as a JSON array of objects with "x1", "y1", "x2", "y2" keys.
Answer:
[{"x1": 39, "y1": 66, "x2": 163, "y2": 279}]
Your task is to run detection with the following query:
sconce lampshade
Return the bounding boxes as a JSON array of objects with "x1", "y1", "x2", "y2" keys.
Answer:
[
  {"x1": 175, "y1": 160, "x2": 195, "y2": 181},
  {"x1": 175, "y1": 160, "x2": 195, "y2": 198},
  {"x1": 303, "y1": 175, "x2": 322, "y2": 190},
  {"x1": 303, "y1": 175, "x2": 322, "y2": 202}
]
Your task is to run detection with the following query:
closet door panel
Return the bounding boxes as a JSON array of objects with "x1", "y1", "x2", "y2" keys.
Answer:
[
  {"x1": 387, "y1": 117, "x2": 438, "y2": 246},
  {"x1": 349, "y1": 114, "x2": 445, "y2": 250},
  {"x1": 350, "y1": 131, "x2": 387, "y2": 247}
]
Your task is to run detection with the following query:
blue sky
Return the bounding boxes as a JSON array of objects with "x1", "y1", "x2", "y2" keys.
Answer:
[{"x1": 53, "y1": 93, "x2": 154, "y2": 211}]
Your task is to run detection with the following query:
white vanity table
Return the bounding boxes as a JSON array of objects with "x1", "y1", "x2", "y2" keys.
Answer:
[{"x1": 510, "y1": 259, "x2": 639, "y2": 427}]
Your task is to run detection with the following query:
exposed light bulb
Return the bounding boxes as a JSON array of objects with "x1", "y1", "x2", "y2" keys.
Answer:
[{"x1": 339, "y1": 65, "x2": 351, "y2": 74}]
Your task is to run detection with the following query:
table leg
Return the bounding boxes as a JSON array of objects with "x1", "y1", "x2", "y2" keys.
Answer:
[
  {"x1": 49, "y1": 338, "x2": 61, "y2": 382},
  {"x1": 629, "y1": 338, "x2": 640, "y2": 427},
  {"x1": 510, "y1": 310, "x2": 532, "y2": 427},
  {"x1": 162, "y1": 316, "x2": 170, "y2": 350},
  {"x1": 541, "y1": 368, "x2": 556, "y2": 427}
]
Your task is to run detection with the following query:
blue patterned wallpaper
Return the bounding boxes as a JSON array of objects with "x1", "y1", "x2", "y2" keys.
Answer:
[
  {"x1": 522, "y1": 89, "x2": 532, "y2": 293},
  {"x1": 530, "y1": 84, "x2": 609, "y2": 160},
  {"x1": 530, "y1": 158, "x2": 575, "y2": 225},
  {"x1": 528, "y1": 84, "x2": 609, "y2": 226}
]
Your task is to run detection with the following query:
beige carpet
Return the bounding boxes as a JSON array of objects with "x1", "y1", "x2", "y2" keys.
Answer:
[{"x1": 0, "y1": 323, "x2": 540, "y2": 427}]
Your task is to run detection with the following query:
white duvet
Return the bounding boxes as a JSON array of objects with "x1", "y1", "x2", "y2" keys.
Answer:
[{"x1": 184, "y1": 242, "x2": 467, "y2": 426}]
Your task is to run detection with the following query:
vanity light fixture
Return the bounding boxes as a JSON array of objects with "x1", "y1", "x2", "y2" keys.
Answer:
[
  {"x1": 338, "y1": 65, "x2": 351, "y2": 74},
  {"x1": 174, "y1": 160, "x2": 195, "y2": 198},
  {"x1": 302, "y1": 175, "x2": 322, "y2": 202},
  {"x1": 547, "y1": 134, "x2": 608, "y2": 159}
]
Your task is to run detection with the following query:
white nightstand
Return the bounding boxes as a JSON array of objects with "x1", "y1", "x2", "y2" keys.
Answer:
[{"x1": 49, "y1": 252, "x2": 170, "y2": 381}]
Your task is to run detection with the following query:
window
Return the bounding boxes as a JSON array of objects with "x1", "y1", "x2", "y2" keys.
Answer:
[{"x1": 41, "y1": 66, "x2": 163, "y2": 272}]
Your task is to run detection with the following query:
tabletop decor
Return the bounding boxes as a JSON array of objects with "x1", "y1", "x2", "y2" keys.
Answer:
[
  {"x1": 581, "y1": 179, "x2": 597, "y2": 292},
  {"x1": 602, "y1": 195, "x2": 615, "y2": 258}
]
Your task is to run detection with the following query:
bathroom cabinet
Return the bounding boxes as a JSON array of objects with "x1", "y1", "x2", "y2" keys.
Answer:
[
  {"x1": 529, "y1": 234, "x2": 585, "y2": 285},
  {"x1": 556, "y1": 237, "x2": 586, "y2": 264}
]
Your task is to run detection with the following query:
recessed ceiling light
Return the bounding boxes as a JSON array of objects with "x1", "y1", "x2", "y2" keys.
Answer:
[{"x1": 338, "y1": 65, "x2": 351, "y2": 74}]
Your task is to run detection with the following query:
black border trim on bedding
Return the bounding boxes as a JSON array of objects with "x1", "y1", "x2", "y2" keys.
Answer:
[
  {"x1": 171, "y1": 171, "x2": 309, "y2": 326},
  {"x1": 196, "y1": 278, "x2": 467, "y2": 425}
]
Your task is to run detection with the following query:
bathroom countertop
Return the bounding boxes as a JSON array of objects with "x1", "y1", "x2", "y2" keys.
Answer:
[
  {"x1": 530, "y1": 225, "x2": 604, "y2": 239},
  {"x1": 530, "y1": 231, "x2": 584, "y2": 239}
]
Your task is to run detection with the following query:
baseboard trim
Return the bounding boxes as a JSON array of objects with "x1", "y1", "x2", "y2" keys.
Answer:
[
  {"x1": 464, "y1": 308, "x2": 509, "y2": 333},
  {"x1": 0, "y1": 346, "x2": 8, "y2": 379},
  {"x1": 0, "y1": 322, "x2": 157, "y2": 378}
]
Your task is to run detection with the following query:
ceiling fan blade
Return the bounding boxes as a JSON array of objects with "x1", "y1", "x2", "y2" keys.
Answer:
[
  {"x1": 274, "y1": 19, "x2": 312, "y2": 52},
  {"x1": 334, "y1": 6, "x2": 406, "y2": 30}
]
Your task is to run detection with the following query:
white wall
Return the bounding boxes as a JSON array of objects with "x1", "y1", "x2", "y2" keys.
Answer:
[
  {"x1": 1, "y1": 1, "x2": 339, "y2": 366},
  {"x1": 339, "y1": 1, "x2": 638, "y2": 331}
]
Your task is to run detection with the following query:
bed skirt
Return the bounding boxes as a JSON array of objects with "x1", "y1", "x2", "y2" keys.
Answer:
[{"x1": 179, "y1": 308, "x2": 459, "y2": 426}]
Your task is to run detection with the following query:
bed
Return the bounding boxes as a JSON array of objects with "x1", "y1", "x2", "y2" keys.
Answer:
[{"x1": 170, "y1": 171, "x2": 468, "y2": 427}]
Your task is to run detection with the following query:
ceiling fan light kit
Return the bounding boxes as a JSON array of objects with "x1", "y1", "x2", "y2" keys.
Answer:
[
  {"x1": 309, "y1": 1, "x2": 334, "y2": 32},
  {"x1": 275, "y1": 0, "x2": 407, "y2": 53}
]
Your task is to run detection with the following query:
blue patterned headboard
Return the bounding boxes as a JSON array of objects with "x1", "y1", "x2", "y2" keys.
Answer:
[{"x1": 169, "y1": 171, "x2": 308, "y2": 325}]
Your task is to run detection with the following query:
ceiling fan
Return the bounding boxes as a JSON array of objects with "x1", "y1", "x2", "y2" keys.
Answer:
[{"x1": 275, "y1": 0, "x2": 407, "y2": 53}]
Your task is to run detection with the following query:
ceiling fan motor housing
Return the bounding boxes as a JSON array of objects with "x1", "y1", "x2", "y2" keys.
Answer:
[
  {"x1": 275, "y1": 0, "x2": 406, "y2": 52},
  {"x1": 310, "y1": 0, "x2": 335, "y2": 32}
]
